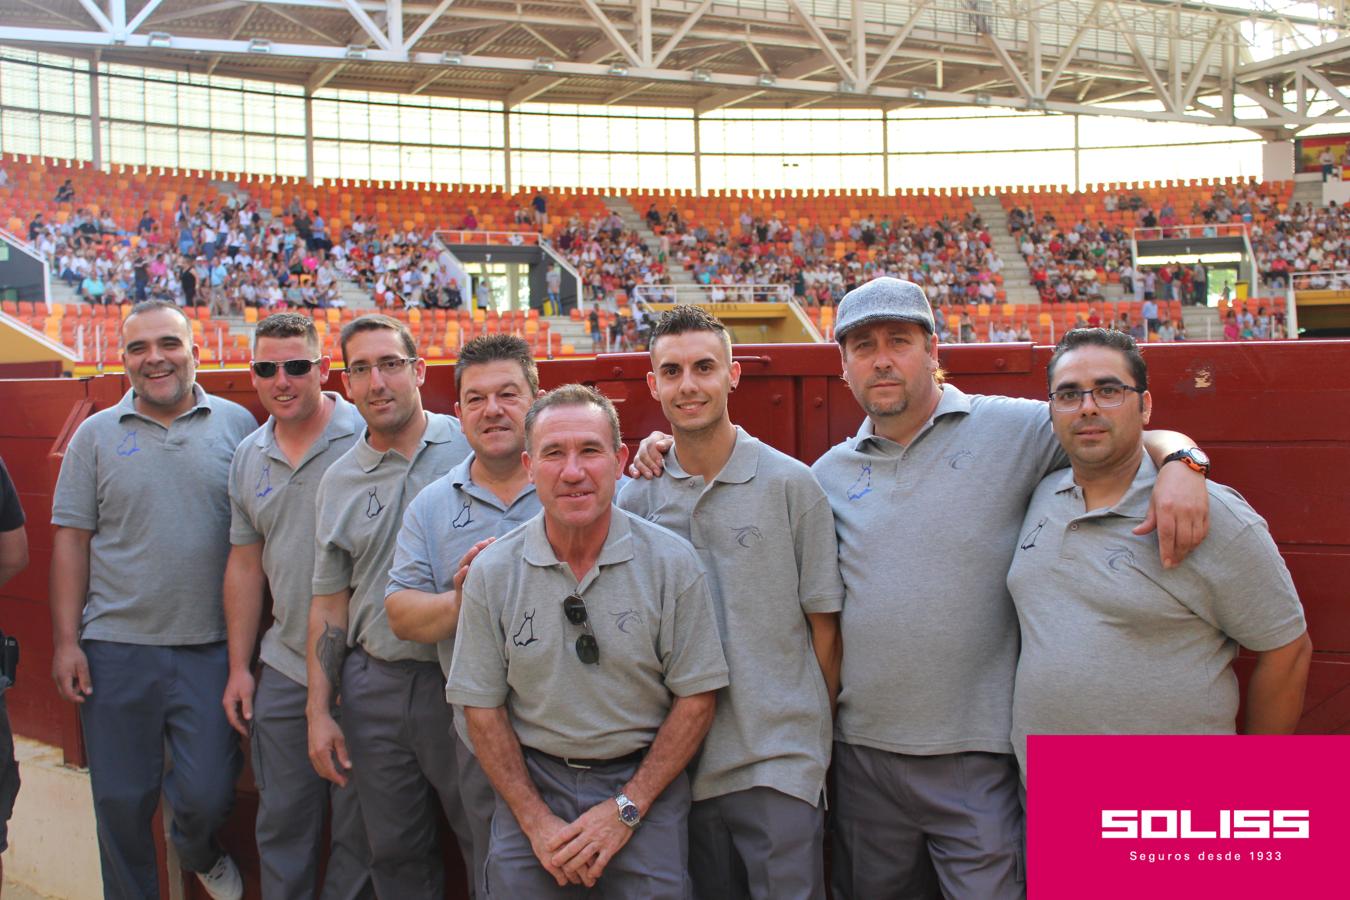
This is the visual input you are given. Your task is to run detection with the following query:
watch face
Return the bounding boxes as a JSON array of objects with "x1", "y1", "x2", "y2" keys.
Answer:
[
  {"x1": 619, "y1": 803, "x2": 640, "y2": 825},
  {"x1": 1189, "y1": 449, "x2": 1211, "y2": 467}
]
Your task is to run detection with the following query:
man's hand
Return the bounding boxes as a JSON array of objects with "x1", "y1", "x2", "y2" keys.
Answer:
[
  {"x1": 626, "y1": 431, "x2": 672, "y2": 479},
  {"x1": 52, "y1": 643, "x2": 92, "y2": 703},
  {"x1": 1136, "y1": 461, "x2": 1209, "y2": 568},
  {"x1": 454, "y1": 538, "x2": 494, "y2": 593},
  {"x1": 222, "y1": 667, "x2": 256, "y2": 737},
  {"x1": 524, "y1": 811, "x2": 578, "y2": 887},
  {"x1": 308, "y1": 711, "x2": 351, "y2": 786},
  {"x1": 547, "y1": 799, "x2": 636, "y2": 887}
]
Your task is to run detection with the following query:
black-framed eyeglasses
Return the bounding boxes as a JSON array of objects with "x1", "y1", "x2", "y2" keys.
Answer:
[
  {"x1": 346, "y1": 357, "x2": 418, "y2": 379},
  {"x1": 251, "y1": 358, "x2": 320, "y2": 378},
  {"x1": 1048, "y1": 384, "x2": 1144, "y2": 412},
  {"x1": 563, "y1": 593, "x2": 600, "y2": 665}
]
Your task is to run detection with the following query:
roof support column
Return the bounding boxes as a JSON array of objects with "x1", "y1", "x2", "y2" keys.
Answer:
[
  {"x1": 304, "y1": 88, "x2": 315, "y2": 186},
  {"x1": 881, "y1": 108, "x2": 890, "y2": 194},
  {"x1": 502, "y1": 100, "x2": 512, "y2": 194},
  {"x1": 693, "y1": 111, "x2": 702, "y2": 196},
  {"x1": 88, "y1": 61, "x2": 103, "y2": 171}
]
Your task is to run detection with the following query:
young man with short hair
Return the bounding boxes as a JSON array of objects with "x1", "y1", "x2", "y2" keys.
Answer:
[
  {"x1": 618, "y1": 305, "x2": 842, "y2": 900},
  {"x1": 385, "y1": 334, "x2": 546, "y2": 896},
  {"x1": 222, "y1": 312, "x2": 372, "y2": 900},
  {"x1": 307, "y1": 314, "x2": 471, "y2": 898}
]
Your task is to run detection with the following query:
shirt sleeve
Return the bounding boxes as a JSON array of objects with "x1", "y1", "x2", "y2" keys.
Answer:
[
  {"x1": 311, "y1": 475, "x2": 355, "y2": 596},
  {"x1": 1198, "y1": 521, "x2": 1307, "y2": 653},
  {"x1": 661, "y1": 567, "x2": 730, "y2": 697},
  {"x1": 444, "y1": 564, "x2": 509, "y2": 707},
  {"x1": 51, "y1": 421, "x2": 99, "y2": 531},
  {"x1": 385, "y1": 492, "x2": 438, "y2": 597},
  {"x1": 227, "y1": 447, "x2": 263, "y2": 546},
  {"x1": 794, "y1": 488, "x2": 844, "y2": 615},
  {"x1": 0, "y1": 459, "x2": 24, "y2": 532}
]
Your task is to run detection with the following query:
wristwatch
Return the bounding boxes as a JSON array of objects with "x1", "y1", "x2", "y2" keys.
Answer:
[
  {"x1": 1161, "y1": 448, "x2": 1211, "y2": 477},
  {"x1": 615, "y1": 793, "x2": 641, "y2": 829}
]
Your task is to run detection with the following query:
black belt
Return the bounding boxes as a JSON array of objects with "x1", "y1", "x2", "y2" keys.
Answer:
[{"x1": 525, "y1": 746, "x2": 646, "y2": 770}]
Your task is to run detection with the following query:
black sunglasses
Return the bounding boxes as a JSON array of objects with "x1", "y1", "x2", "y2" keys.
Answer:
[
  {"x1": 251, "y1": 358, "x2": 320, "y2": 378},
  {"x1": 563, "y1": 593, "x2": 600, "y2": 665}
]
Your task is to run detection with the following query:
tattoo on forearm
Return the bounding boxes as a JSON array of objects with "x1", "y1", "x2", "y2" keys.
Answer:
[{"x1": 317, "y1": 622, "x2": 348, "y2": 699}]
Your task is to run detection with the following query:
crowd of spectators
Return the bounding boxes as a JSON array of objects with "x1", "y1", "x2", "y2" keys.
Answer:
[
  {"x1": 1249, "y1": 200, "x2": 1350, "y2": 291},
  {"x1": 648, "y1": 204, "x2": 1006, "y2": 307}
]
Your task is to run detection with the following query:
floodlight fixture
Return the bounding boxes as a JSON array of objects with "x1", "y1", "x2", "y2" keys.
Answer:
[
  {"x1": 346, "y1": 44, "x2": 368, "y2": 60},
  {"x1": 758, "y1": 72, "x2": 777, "y2": 87},
  {"x1": 146, "y1": 32, "x2": 172, "y2": 48},
  {"x1": 909, "y1": 87, "x2": 927, "y2": 100},
  {"x1": 248, "y1": 38, "x2": 272, "y2": 54},
  {"x1": 609, "y1": 63, "x2": 629, "y2": 77},
  {"x1": 441, "y1": 51, "x2": 464, "y2": 65},
  {"x1": 534, "y1": 57, "x2": 556, "y2": 72},
  {"x1": 838, "y1": 80, "x2": 856, "y2": 93},
  {"x1": 1028, "y1": 97, "x2": 1048, "y2": 110},
  {"x1": 974, "y1": 92, "x2": 992, "y2": 106},
  {"x1": 692, "y1": 68, "x2": 712, "y2": 83}
]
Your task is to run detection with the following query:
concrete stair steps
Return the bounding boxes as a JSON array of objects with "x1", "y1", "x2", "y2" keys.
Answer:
[{"x1": 601, "y1": 196, "x2": 697, "y2": 287}]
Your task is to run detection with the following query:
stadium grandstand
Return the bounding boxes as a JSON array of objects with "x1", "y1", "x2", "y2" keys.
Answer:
[{"x1": 3, "y1": 2, "x2": 1350, "y2": 898}]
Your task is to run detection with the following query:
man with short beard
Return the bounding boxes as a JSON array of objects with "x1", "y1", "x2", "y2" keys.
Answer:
[
  {"x1": 222, "y1": 313, "x2": 373, "y2": 900},
  {"x1": 385, "y1": 334, "x2": 546, "y2": 897},
  {"x1": 50, "y1": 300, "x2": 257, "y2": 899},
  {"x1": 307, "y1": 315, "x2": 471, "y2": 898}
]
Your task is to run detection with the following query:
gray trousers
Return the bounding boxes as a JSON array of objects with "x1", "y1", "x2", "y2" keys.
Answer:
[
  {"x1": 485, "y1": 750, "x2": 692, "y2": 899},
  {"x1": 81, "y1": 641, "x2": 241, "y2": 900},
  {"x1": 342, "y1": 649, "x2": 473, "y2": 899},
  {"x1": 830, "y1": 742, "x2": 1025, "y2": 900},
  {"x1": 455, "y1": 732, "x2": 497, "y2": 900},
  {"x1": 688, "y1": 787, "x2": 825, "y2": 900},
  {"x1": 251, "y1": 665, "x2": 373, "y2": 900}
]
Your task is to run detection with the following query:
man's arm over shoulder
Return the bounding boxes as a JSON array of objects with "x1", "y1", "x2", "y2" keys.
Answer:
[{"x1": 658, "y1": 550, "x2": 729, "y2": 698}]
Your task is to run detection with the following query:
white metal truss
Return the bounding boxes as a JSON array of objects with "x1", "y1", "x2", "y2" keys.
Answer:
[{"x1": 2, "y1": 0, "x2": 1350, "y2": 134}]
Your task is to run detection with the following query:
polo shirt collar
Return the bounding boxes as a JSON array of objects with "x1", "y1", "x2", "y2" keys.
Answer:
[
  {"x1": 255, "y1": 391, "x2": 358, "y2": 459},
  {"x1": 1052, "y1": 452, "x2": 1154, "y2": 519},
  {"x1": 521, "y1": 509, "x2": 636, "y2": 572},
  {"x1": 117, "y1": 382, "x2": 210, "y2": 424},
  {"x1": 665, "y1": 426, "x2": 760, "y2": 485},
  {"x1": 447, "y1": 451, "x2": 535, "y2": 511},
  {"x1": 850, "y1": 383, "x2": 972, "y2": 451},
  {"x1": 353, "y1": 410, "x2": 452, "y2": 472}
]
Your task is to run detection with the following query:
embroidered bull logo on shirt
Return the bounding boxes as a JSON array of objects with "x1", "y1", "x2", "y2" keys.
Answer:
[
  {"x1": 731, "y1": 525, "x2": 763, "y2": 548},
  {"x1": 944, "y1": 449, "x2": 974, "y2": 470},
  {"x1": 365, "y1": 487, "x2": 384, "y2": 519},
  {"x1": 1105, "y1": 545, "x2": 1137, "y2": 572},
  {"x1": 452, "y1": 499, "x2": 472, "y2": 529},
  {"x1": 512, "y1": 609, "x2": 539, "y2": 646},
  {"x1": 117, "y1": 430, "x2": 141, "y2": 457},
  {"x1": 255, "y1": 462, "x2": 274, "y2": 498},
  {"x1": 610, "y1": 609, "x2": 641, "y2": 634},
  {"x1": 1020, "y1": 517, "x2": 1048, "y2": 550},
  {"x1": 847, "y1": 463, "x2": 873, "y2": 500}
]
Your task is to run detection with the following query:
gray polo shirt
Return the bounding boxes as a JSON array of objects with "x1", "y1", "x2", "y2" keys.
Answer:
[
  {"x1": 1007, "y1": 455, "x2": 1307, "y2": 778},
  {"x1": 313, "y1": 412, "x2": 470, "y2": 663},
  {"x1": 51, "y1": 384, "x2": 258, "y2": 644},
  {"x1": 811, "y1": 384, "x2": 1066, "y2": 756},
  {"x1": 229, "y1": 393, "x2": 361, "y2": 685},
  {"x1": 617, "y1": 427, "x2": 843, "y2": 804},
  {"x1": 385, "y1": 452, "x2": 541, "y2": 680},
  {"x1": 446, "y1": 510, "x2": 730, "y2": 760}
]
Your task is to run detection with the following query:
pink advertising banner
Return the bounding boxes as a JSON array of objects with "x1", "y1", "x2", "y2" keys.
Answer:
[{"x1": 1027, "y1": 735, "x2": 1350, "y2": 898}]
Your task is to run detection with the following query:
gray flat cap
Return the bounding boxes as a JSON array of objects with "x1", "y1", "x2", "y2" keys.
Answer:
[{"x1": 833, "y1": 277, "x2": 935, "y2": 342}]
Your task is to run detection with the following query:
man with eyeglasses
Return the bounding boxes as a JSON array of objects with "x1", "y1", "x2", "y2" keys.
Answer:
[
  {"x1": 1007, "y1": 328, "x2": 1310, "y2": 782},
  {"x1": 617, "y1": 305, "x2": 843, "y2": 900},
  {"x1": 50, "y1": 300, "x2": 257, "y2": 899},
  {"x1": 308, "y1": 314, "x2": 471, "y2": 898},
  {"x1": 222, "y1": 312, "x2": 373, "y2": 900},
  {"x1": 807, "y1": 279, "x2": 1213, "y2": 900},
  {"x1": 384, "y1": 334, "x2": 546, "y2": 898},
  {"x1": 447, "y1": 384, "x2": 728, "y2": 898}
]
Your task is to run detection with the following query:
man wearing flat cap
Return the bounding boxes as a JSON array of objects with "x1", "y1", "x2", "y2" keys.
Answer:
[{"x1": 810, "y1": 277, "x2": 1214, "y2": 899}]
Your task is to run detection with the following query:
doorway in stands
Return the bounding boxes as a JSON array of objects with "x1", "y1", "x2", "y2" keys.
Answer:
[
  {"x1": 1208, "y1": 266, "x2": 1241, "y2": 306},
  {"x1": 464, "y1": 261, "x2": 528, "y2": 313}
]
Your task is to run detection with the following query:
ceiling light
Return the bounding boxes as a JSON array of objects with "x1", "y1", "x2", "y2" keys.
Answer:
[
  {"x1": 1028, "y1": 97, "x2": 1048, "y2": 110},
  {"x1": 441, "y1": 50, "x2": 463, "y2": 65},
  {"x1": 346, "y1": 44, "x2": 368, "y2": 60},
  {"x1": 608, "y1": 63, "x2": 628, "y2": 77},
  {"x1": 758, "y1": 72, "x2": 777, "y2": 87},
  {"x1": 909, "y1": 87, "x2": 927, "y2": 100},
  {"x1": 247, "y1": 38, "x2": 271, "y2": 54},
  {"x1": 146, "y1": 32, "x2": 172, "y2": 48},
  {"x1": 692, "y1": 68, "x2": 712, "y2": 83},
  {"x1": 974, "y1": 92, "x2": 992, "y2": 106},
  {"x1": 533, "y1": 56, "x2": 556, "y2": 72},
  {"x1": 838, "y1": 80, "x2": 856, "y2": 93}
]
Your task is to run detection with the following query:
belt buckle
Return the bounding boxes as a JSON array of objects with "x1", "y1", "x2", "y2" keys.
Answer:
[{"x1": 562, "y1": 757, "x2": 593, "y2": 770}]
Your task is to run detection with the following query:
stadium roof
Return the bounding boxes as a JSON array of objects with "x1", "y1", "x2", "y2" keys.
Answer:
[{"x1": 3, "y1": 0, "x2": 1350, "y2": 136}]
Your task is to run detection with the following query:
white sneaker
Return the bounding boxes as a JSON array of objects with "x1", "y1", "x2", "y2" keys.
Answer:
[{"x1": 196, "y1": 854, "x2": 243, "y2": 900}]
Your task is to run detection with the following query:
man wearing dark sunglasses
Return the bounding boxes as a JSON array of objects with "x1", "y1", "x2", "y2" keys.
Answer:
[
  {"x1": 307, "y1": 314, "x2": 472, "y2": 899},
  {"x1": 448, "y1": 385, "x2": 729, "y2": 898},
  {"x1": 223, "y1": 312, "x2": 373, "y2": 900}
]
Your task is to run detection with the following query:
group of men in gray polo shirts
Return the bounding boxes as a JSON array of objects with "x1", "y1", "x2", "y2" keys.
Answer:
[{"x1": 48, "y1": 284, "x2": 1308, "y2": 900}]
